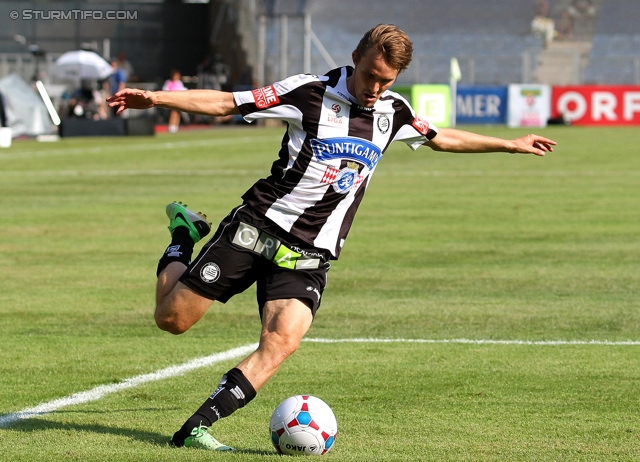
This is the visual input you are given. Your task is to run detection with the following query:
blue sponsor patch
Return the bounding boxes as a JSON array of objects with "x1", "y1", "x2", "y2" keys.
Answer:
[{"x1": 310, "y1": 137, "x2": 382, "y2": 170}]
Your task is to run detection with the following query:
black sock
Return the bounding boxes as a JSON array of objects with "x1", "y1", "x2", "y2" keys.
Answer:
[
  {"x1": 171, "y1": 368, "x2": 257, "y2": 446},
  {"x1": 156, "y1": 227, "x2": 194, "y2": 277}
]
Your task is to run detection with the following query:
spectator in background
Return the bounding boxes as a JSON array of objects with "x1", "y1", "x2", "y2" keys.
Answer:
[
  {"x1": 109, "y1": 59, "x2": 126, "y2": 94},
  {"x1": 197, "y1": 54, "x2": 230, "y2": 92},
  {"x1": 534, "y1": 0, "x2": 550, "y2": 18},
  {"x1": 568, "y1": 0, "x2": 596, "y2": 19},
  {"x1": 555, "y1": 9, "x2": 574, "y2": 40},
  {"x1": 532, "y1": 0, "x2": 556, "y2": 47},
  {"x1": 109, "y1": 59, "x2": 126, "y2": 116},
  {"x1": 162, "y1": 69, "x2": 187, "y2": 133},
  {"x1": 197, "y1": 56, "x2": 215, "y2": 90},
  {"x1": 68, "y1": 80, "x2": 104, "y2": 120},
  {"x1": 117, "y1": 52, "x2": 137, "y2": 83}
]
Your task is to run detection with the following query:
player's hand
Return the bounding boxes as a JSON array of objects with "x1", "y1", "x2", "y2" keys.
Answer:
[
  {"x1": 511, "y1": 134, "x2": 557, "y2": 156},
  {"x1": 107, "y1": 89, "x2": 157, "y2": 115}
]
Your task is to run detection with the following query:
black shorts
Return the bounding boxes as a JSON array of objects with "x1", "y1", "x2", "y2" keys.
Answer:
[{"x1": 180, "y1": 205, "x2": 331, "y2": 317}]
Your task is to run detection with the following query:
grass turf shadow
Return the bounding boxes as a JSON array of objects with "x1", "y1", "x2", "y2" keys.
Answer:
[{"x1": 4, "y1": 415, "x2": 276, "y2": 455}]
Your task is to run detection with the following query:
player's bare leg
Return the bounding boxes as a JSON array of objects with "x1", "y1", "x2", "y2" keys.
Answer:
[
  {"x1": 170, "y1": 298, "x2": 313, "y2": 450},
  {"x1": 236, "y1": 298, "x2": 314, "y2": 390},
  {"x1": 155, "y1": 275, "x2": 213, "y2": 335},
  {"x1": 154, "y1": 201, "x2": 214, "y2": 334},
  {"x1": 156, "y1": 261, "x2": 186, "y2": 305}
]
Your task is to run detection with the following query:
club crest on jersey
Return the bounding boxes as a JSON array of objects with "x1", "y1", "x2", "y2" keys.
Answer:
[
  {"x1": 200, "y1": 263, "x2": 221, "y2": 283},
  {"x1": 310, "y1": 137, "x2": 382, "y2": 170},
  {"x1": 411, "y1": 116, "x2": 430, "y2": 136},
  {"x1": 321, "y1": 162, "x2": 364, "y2": 194},
  {"x1": 377, "y1": 114, "x2": 390, "y2": 134},
  {"x1": 251, "y1": 84, "x2": 280, "y2": 108}
]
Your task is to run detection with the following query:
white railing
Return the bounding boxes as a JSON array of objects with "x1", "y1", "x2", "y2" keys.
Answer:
[{"x1": 0, "y1": 53, "x2": 63, "y2": 83}]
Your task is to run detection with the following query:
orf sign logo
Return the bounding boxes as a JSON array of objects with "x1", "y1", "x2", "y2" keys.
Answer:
[{"x1": 552, "y1": 86, "x2": 640, "y2": 125}]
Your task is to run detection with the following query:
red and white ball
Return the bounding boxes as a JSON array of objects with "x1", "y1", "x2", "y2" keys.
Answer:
[{"x1": 269, "y1": 395, "x2": 338, "y2": 456}]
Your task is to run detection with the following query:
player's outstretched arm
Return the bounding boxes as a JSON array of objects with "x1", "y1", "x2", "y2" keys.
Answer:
[
  {"x1": 107, "y1": 88, "x2": 240, "y2": 117},
  {"x1": 424, "y1": 128, "x2": 556, "y2": 156}
]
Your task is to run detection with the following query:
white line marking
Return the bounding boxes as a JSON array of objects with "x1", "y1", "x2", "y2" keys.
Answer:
[
  {"x1": 0, "y1": 343, "x2": 257, "y2": 428},
  {"x1": 3, "y1": 337, "x2": 639, "y2": 428},
  {"x1": 304, "y1": 338, "x2": 640, "y2": 346},
  {"x1": 382, "y1": 170, "x2": 640, "y2": 177}
]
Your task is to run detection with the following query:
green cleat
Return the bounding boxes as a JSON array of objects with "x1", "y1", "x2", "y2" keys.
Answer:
[
  {"x1": 166, "y1": 201, "x2": 212, "y2": 244},
  {"x1": 180, "y1": 424, "x2": 234, "y2": 451}
]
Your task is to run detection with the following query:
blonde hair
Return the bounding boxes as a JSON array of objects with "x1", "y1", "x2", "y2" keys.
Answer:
[{"x1": 353, "y1": 24, "x2": 413, "y2": 74}]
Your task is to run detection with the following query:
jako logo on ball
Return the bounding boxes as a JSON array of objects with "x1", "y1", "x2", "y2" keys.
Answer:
[{"x1": 269, "y1": 395, "x2": 338, "y2": 456}]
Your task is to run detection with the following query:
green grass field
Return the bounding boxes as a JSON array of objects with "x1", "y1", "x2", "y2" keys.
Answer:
[{"x1": 1, "y1": 125, "x2": 639, "y2": 461}]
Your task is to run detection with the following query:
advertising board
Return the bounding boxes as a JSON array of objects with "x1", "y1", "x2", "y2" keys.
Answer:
[{"x1": 552, "y1": 86, "x2": 640, "y2": 125}]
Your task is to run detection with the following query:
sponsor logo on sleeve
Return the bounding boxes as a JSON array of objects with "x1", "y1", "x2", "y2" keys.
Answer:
[
  {"x1": 251, "y1": 85, "x2": 280, "y2": 108},
  {"x1": 411, "y1": 116, "x2": 430, "y2": 136}
]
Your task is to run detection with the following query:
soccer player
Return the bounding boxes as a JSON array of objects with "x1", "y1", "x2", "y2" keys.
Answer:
[{"x1": 108, "y1": 24, "x2": 556, "y2": 451}]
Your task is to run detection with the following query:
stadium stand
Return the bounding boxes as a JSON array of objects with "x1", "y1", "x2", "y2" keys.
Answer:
[
  {"x1": 595, "y1": 0, "x2": 639, "y2": 34},
  {"x1": 1, "y1": 0, "x2": 639, "y2": 90},
  {"x1": 583, "y1": 0, "x2": 640, "y2": 84},
  {"x1": 261, "y1": 0, "x2": 545, "y2": 85},
  {"x1": 261, "y1": 0, "x2": 640, "y2": 86},
  {"x1": 584, "y1": 35, "x2": 640, "y2": 84}
]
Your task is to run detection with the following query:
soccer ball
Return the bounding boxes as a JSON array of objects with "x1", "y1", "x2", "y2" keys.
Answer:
[{"x1": 269, "y1": 395, "x2": 338, "y2": 456}]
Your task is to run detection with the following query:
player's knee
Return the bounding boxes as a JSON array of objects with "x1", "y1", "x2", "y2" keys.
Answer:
[
  {"x1": 268, "y1": 332, "x2": 302, "y2": 360},
  {"x1": 282, "y1": 338, "x2": 301, "y2": 358},
  {"x1": 154, "y1": 311, "x2": 189, "y2": 335}
]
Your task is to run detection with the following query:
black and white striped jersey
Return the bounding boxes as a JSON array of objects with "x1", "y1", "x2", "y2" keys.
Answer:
[{"x1": 233, "y1": 66, "x2": 438, "y2": 258}]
